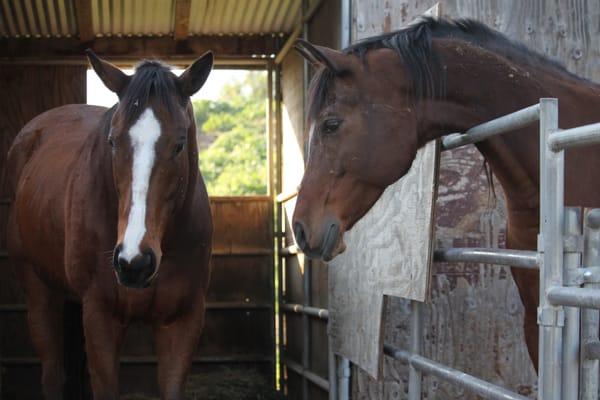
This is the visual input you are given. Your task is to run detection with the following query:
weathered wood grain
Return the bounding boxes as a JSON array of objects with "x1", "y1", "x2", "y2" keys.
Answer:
[{"x1": 329, "y1": 140, "x2": 439, "y2": 378}]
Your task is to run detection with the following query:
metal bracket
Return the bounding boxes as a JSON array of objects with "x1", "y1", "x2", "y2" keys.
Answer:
[
  {"x1": 538, "y1": 306, "x2": 565, "y2": 327},
  {"x1": 537, "y1": 234, "x2": 583, "y2": 253},
  {"x1": 565, "y1": 266, "x2": 600, "y2": 286},
  {"x1": 564, "y1": 234, "x2": 584, "y2": 253}
]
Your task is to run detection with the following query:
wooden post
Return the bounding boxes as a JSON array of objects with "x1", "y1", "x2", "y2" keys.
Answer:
[
  {"x1": 173, "y1": 0, "x2": 192, "y2": 41},
  {"x1": 74, "y1": 0, "x2": 94, "y2": 42}
]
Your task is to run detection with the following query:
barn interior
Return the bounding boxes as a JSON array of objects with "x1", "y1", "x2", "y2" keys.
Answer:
[{"x1": 0, "y1": 0, "x2": 341, "y2": 399}]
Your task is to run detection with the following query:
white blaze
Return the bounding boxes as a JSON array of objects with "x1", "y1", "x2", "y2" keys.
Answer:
[
  {"x1": 307, "y1": 122, "x2": 315, "y2": 162},
  {"x1": 120, "y1": 108, "x2": 161, "y2": 262}
]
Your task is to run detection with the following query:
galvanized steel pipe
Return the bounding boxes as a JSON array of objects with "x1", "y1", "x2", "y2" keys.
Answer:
[
  {"x1": 384, "y1": 344, "x2": 530, "y2": 400},
  {"x1": 547, "y1": 287, "x2": 600, "y2": 309},
  {"x1": 408, "y1": 301, "x2": 423, "y2": 400},
  {"x1": 285, "y1": 357, "x2": 329, "y2": 391},
  {"x1": 581, "y1": 209, "x2": 600, "y2": 399},
  {"x1": 538, "y1": 98, "x2": 564, "y2": 400},
  {"x1": 281, "y1": 303, "x2": 329, "y2": 320},
  {"x1": 442, "y1": 104, "x2": 540, "y2": 150},
  {"x1": 548, "y1": 122, "x2": 600, "y2": 151},
  {"x1": 328, "y1": 346, "x2": 337, "y2": 400},
  {"x1": 434, "y1": 248, "x2": 539, "y2": 268},
  {"x1": 561, "y1": 208, "x2": 582, "y2": 400},
  {"x1": 337, "y1": 357, "x2": 350, "y2": 400}
]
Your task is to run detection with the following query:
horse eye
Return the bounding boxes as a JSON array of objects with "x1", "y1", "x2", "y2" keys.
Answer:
[
  {"x1": 322, "y1": 119, "x2": 342, "y2": 135},
  {"x1": 174, "y1": 142, "x2": 185, "y2": 155}
]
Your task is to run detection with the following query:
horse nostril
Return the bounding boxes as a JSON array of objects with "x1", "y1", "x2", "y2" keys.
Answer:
[
  {"x1": 113, "y1": 244, "x2": 123, "y2": 271},
  {"x1": 127, "y1": 249, "x2": 156, "y2": 272},
  {"x1": 294, "y1": 222, "x2": 308, "y2": 250},
  {"x1": 140, "y1": 249, "x2": 156, "y2": 271},
  {"x1": 322, "y1": 221, "x2": 341, "y2": 257}
]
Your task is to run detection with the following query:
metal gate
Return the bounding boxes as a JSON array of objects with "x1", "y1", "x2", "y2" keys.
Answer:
[
  {"x1": 384, "y1": 98, "x2": 600, "y2": 400},
  {"x1": 280, "y1": 97, "x2": 600, "y2": 400}
]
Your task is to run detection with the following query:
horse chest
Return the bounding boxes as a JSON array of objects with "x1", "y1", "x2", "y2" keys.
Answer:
[
  {"x1": 112, "y1": 273, "x2": 197, "y2": 322},
  {"x1": 115, "y1": 289, "x2": 157, "y2": 319}
]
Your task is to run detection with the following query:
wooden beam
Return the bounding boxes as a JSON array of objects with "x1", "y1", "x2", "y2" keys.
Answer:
[
  {"x1": 0, "y1": 34, "x2": 284, "y2": 59},
  {"x1": 74, "y1": 0, "x2": 94, "y2": 42},
  {"x1": 173, "y1": 0, "x2": 192, "y2": 40},
  {"x1": 275, "y1": 0, "x2": 324, "y2": 64}
]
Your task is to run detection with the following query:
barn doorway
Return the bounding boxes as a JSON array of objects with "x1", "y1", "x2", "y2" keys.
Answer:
[{"x1": 87, "y1": 67, "x2": 270, "y2": 196}]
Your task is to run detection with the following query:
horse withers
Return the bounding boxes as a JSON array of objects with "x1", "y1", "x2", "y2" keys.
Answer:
[
  {"x1": 291, "y1": 18, "x2": 600, "y2": 368},
  {"x1": 5, "y1": 51, "x2": 213, "y2": 399}
]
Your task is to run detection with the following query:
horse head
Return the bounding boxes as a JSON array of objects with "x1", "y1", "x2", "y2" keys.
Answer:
[
  {"x1": 291, "y1": 40, "x2": 420, "y2": 261},
  {"x1": 87, "y1": 51, "x2": 213, "y2": 288}
]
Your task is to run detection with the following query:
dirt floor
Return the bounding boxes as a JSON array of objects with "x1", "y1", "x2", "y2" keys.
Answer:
[{"x1": 122, "y1": 367, "x2": 278, "y2": 400}]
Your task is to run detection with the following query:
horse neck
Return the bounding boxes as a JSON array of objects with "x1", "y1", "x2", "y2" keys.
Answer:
[
  {"x1": 87, "y1": 108, "x2": 119, "y2": 204},
  {"x1": 162, "y1": 105, "x2": 201, "y2": 246},
  {"x1": 183, "y1": 104, "x2": 200, "y2": 202},
  {"x1": 417, "y1": 39, "x2": 600, "y2": 211}
]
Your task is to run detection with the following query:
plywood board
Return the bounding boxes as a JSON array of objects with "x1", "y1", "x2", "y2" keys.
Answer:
[{"x1": 328, "y1": 140, "x2": 439, "y2": 378}]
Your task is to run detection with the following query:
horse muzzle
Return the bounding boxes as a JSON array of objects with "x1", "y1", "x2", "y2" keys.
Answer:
[
  {"x1": 293, "y1": 219, "x2": 346, "y2": 261},
  {"x1": 113, "y1": 244, "x2": 158, "y2": 288}
]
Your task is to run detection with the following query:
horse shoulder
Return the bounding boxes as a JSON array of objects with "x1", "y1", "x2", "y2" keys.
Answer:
[
  {"x1": 5, "y1": 105, "x2": 107, "y2": 197},
  {"x1": 188, "y1": 181, "x2": 213, "y2": 247}
]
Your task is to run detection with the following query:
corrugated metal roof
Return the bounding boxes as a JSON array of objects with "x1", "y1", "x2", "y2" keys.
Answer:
[
  {"x1": 0, "y1": 0, "x2": 303, "y2": 39},
  {"x1": 188, "y1": 0, "x2": 301, "y2": 36},
  {"x1": 0, "y1": 0, "x2": 78, "y2": 38},
  {"x1": 92, "y1": 0, "x2": 174, "y2": 37}
]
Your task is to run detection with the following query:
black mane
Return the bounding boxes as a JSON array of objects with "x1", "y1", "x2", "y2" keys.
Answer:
[
  {"x1": 309, "y1": 17, "x2": 584, "y2": 117},
  {"x1": 120, "y1": 60, "x2": 180, "y2": 125}
]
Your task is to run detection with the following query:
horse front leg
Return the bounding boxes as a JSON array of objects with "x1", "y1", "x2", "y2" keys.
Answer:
[
  {"x1": 154, "y1": 309, "x2": 205, "y2": 400},
  {"x1": 21, "y1": 265, "x2": 66, "y2": 400},
  {"x1": 82, "y1": 299, "x2": 126, "y2": 400}
]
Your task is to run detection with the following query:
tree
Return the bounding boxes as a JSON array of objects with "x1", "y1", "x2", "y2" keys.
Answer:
[{"x1": 193, "y1": 71, "x2": 267, "y2": 196}]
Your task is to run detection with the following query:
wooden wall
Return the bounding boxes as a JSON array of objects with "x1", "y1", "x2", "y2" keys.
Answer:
[
  {"x1": 0, "y1": 63, "x2": 87, "y2": 399},
  {"x1": 350, "y1": 0, "x2": 600, "y2": 399}
]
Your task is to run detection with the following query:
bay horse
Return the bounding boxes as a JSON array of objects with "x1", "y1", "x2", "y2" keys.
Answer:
[
  {"x1": 5, "y1": 51, "x2": 213, "y2": 399},
  {"x1": 292, "y1": 18, "x2": 600, "y2": 369}
]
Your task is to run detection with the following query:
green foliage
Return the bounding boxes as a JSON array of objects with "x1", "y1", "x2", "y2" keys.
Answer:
[{"x1": 193, "y1": 71, "x2": 267, "y2": 196}]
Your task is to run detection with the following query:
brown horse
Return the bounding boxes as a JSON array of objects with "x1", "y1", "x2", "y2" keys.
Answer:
[
  {"x1": 292, "y1": 18, "x2": 600, "y2": 368},
  {"x1": 5, "y1": 51, "x2": 213, "y2": 399}
]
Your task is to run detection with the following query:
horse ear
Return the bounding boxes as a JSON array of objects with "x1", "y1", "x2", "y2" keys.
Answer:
[
  {"x1": 295, "y1": 39, "x2": 345, "y2": 73},
  {"x1": 178, "y1": 51, "x2": 214, "y2": 97},
  {"x1": 85, "y1": 49, "x2": 130, "y2": 96}
]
